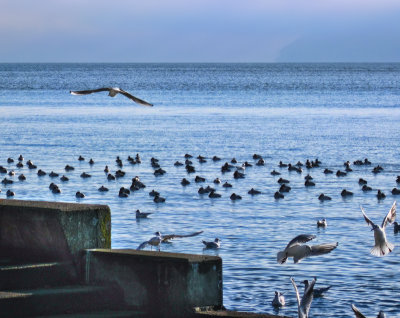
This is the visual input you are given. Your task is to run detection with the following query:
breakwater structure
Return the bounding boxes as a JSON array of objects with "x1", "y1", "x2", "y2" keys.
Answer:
[{"x1": 0, "y1": 199, "x2": 286, "y2": 318}]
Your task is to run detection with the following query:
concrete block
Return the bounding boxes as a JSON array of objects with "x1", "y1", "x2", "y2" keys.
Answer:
[
  {"x1": 0, "y1": 199, "x2": 111, "y2": 262},
  {"x1": 82, "y1": 249, "x2": 223, "y2": 317}
]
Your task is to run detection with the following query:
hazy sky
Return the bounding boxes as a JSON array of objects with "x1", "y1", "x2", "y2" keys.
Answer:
[{"x1": 1, "y1": 0, "x2": 400, "y2": 62}]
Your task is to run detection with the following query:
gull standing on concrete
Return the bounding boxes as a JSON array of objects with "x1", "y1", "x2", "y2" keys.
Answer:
[
  {"x1": 360, "y1": 201, "x2": 396, "y2": 256},
  {"x1": 277, "y1": 234, "x2": 338, "y2": 264},
  {"x1": 137, "y1": 231, "x2": 163, "y2": 251},
  {"x1": 70, "y1": 87, "x2": 153, "y2": 106},
  {"x1": 351, "y1": 304, "x2": 386, "y2": 318},
  {"x1": 291, "y1": 277, "x2": 316, "y2": 318}
]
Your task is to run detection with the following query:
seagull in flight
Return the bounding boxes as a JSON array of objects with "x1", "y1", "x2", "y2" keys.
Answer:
[
  {"x1": 291, "y1": 277, "x2": 316, "y2": 318},
  {"x1": 360, "y1": 201, "x2": 396, "y2": 256},
  {"x1": 277, "y1": 234, "x2": 338, "y2": 264},
  {"x1": 351, "y1": 304, "x2": 386, "y2": 318},
  {"x1": 70, "y1": 87, "x2": 153, "y2": 106},
  {"x1": 136, "y1": 231, "x2": 203, "y2": 251}
]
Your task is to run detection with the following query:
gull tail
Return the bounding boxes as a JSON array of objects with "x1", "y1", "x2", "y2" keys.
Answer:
[{"x1": 371, "y1": 242, "x2": 394, "y2": 256}]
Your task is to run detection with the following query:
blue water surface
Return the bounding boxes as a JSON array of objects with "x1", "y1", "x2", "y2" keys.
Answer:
[{"x1": 0, "y1": 63, "x2": 400, "y2": 317}]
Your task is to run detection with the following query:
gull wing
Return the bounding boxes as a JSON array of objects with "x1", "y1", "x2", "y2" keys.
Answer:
[
  {"x1": 360, "y1": 206, "x2": 375, "y2": 228},
  {"x1": 316, "y1": 285, "x2": 332, "y2": 294},
  {"x1": 381, "y1": 201, "x2": 396, "y2": 229},
  {"x1": 285, "y1": 234, "x2": 316, "y2": 250},
  {"x1": 118, "y1": 89, "x2": 154, "y2": 106},
  {"x1": 309, "y1": 242, "x2": 338, "y2": 256},
  {"x1": 161, "y1": 231, "x2": 204, "y2": 242},
  {"x1": 351, "y1": 304, "x2": 367, "y2": 318},
  {"x1": 70, "y1": 88, "x2": 111, "y2": 95},
  {"x1": 136, "y1": 240, "x2": 149, "y2": 250},
  {"x1": 300, "y1": 277, "x2": 316, "y2": 317},
  {"x1": 290, "y1": 277, "x2": 301, "y2": 311}
]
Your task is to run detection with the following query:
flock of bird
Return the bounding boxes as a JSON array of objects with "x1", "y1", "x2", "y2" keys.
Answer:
[
  {"x1": 1, "y1": 89, "x2": 398, "y2": 317},
  {"x1": 272, "y1": 200, "x2": 395, "y2": 317},
  {"x1": 1, "y1": 150, "x2": 398, "y2": 317}
]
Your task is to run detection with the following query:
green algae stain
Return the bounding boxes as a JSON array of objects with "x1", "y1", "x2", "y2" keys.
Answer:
[{"x1": 99, "y1": 211, "x2": 111, "y2": 248}]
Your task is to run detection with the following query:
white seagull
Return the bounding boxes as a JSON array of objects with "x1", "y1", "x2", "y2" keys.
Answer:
[
  {"x1": 277, "y1": 234, "x2": 338, "y2": 264},
  {"x1": 137, "y1": 231, "x2": 203, "y2": 251},
  {"x1": 351, "y1": 304, "x2": 386, "y2": 318},
  {"x1": 360, "y1": 201, "x2": 396, "y2": 256},
  {"x1": 70, "y1": 87, "x2": 153, "y2": 106},
  {"x1": 291, "y1": 277, "x2": 316, "y2": 318}
]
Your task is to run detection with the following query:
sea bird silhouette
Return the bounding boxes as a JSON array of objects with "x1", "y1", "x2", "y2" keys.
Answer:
[{"x1": 70, "y1": 87, "x2": 153, "y2": 106}]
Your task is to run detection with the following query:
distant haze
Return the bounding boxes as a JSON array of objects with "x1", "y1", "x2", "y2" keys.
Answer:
[{"x1": 1, "y1": 0, "x2": 399, "y2": 62}]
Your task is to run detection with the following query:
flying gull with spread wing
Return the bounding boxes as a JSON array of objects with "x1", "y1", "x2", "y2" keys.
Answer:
[
  {"x1": 70, "y1": 87, "x2": 153, "y2": 106},
  {"x1": 277, "y1": 234, "x2": 338, "y2": 264},
  {"x1": 137, "y1": 231, "x2": 203, "y2": 251},
  {"x1": 360, "y1": 201, "x2": 396, "y2": 256}
]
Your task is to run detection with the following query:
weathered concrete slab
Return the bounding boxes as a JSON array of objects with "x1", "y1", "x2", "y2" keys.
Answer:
[
  {"x1": 0, "y1": 199, "x2": 111, "y2": 262},
  {"x1": 0, "y1": 285, "x2": 124, "y2": 317},
  {"x1": 83, "y1": 249, "x2": 223, "y2": 317}
]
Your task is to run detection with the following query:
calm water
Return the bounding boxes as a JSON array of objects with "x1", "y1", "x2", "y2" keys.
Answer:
[{"x1": 1, "y1": 63, "x2": 400, "y2": 317}]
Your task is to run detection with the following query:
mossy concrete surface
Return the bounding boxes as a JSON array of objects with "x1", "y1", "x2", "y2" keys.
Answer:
[
  {"x1": 83, "y1": 249, "x2": 223, "y2": 317},
  {"x1": 0, "y1": 199, "x2": 111, "y2": 262}
]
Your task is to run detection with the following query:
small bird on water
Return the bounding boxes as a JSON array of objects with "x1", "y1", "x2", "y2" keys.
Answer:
[
  {"x1": 271, "y1": 291, "x2": 285, "y2": 307},
  {"x1": 202, "y1": 238, "x2": 221, "y2": 249},
  {"x1": 360, "y1": 201, "x2": 396, "y2": 256},
  {"x1": 70, "y1": 87, "x2": 153, "y2": 106},
  {"x1": 135, "y1": 209, "x2": 152, "y2": 219}
]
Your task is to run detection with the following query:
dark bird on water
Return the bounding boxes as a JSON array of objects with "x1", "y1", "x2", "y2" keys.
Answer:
[{"x1": 70, "y1": 87, "x2": 153, "y2": 106}]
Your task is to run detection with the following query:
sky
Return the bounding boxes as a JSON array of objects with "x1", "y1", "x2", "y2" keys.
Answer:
[{"x1": 1, "y1": 0, "x2": 400, "y2": 63}]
